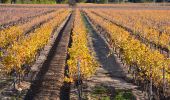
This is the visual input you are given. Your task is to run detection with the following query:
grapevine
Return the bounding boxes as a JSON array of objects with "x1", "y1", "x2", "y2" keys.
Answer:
[
  {"x1": 84, "y1": 10, "x2": 170, "y2": 89},
  {"x1": 1, "y1": 10, "x2": 71, "y2": 75},
  {"x1": 65, "y1": 9, "x2": 98, "y2": 82},
  {"x1": 89, "y1": 9, "x2": 170, "y2": 54}
]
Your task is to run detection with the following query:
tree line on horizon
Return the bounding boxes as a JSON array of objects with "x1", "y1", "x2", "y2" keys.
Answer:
[{"x1": 0, "y1": 0, "x2": 169, "y2": 5}]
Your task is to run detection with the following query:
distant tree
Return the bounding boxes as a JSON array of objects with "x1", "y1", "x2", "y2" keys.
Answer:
[
  {"x1": 0, "y1": 0, "x2": 8, "y2": 3},
  {"x1": 56, "y1": 0, "x2": 61, "y2": 3},
  {"x1": 11, "y1": 0, "x2": 16, "y2": 3},
  {"x1": 68, "y1": 0, "x2": 76, "y2": 6}
]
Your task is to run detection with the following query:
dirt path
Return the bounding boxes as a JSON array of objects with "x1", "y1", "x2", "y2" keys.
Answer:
[
  {"x1": 81, "y1": 14, "x2": 148, "y2": 100},
  {"x1": 24, "y1": 12, "x2": 74, "y2": 100}
]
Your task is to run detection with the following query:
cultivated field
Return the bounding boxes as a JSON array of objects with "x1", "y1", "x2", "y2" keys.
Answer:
[{"x1": 0, "y1": 3, "x2": 170, "y2": 100}]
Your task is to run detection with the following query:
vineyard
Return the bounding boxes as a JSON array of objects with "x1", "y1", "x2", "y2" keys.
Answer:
[{"x1": 0, "y1": 4, "x2": 170, "y2": 100}]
